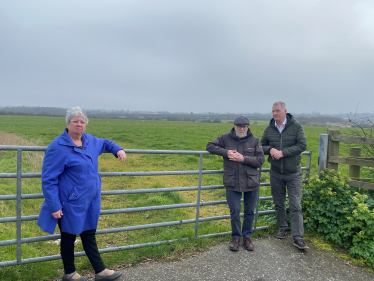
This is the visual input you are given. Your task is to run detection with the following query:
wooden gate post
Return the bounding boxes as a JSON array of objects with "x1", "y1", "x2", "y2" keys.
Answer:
[
  {"x1": 327, "y1": 129, "x2": 340, "y2": 171},
  {"x1": 349, "y1": 147, "x2": 361, "y2": 179}
]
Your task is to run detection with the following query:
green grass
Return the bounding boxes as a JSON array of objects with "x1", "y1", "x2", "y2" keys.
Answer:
[{"x1": 0, "y1": 115, "x2": 371, "y2": 280}]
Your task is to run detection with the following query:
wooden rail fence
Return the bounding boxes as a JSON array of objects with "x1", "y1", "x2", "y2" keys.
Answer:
[{"x1": 318, "y1": 129, "x2": 374, "y2": 191}]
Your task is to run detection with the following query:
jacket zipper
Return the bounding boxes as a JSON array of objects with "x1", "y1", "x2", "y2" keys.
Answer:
[
  {"x1": 280, "y1": 132, "x2": 283, "y2": 173},
  {"x1": 237, "y1": 142, "x2": 242, "y2": 192}
]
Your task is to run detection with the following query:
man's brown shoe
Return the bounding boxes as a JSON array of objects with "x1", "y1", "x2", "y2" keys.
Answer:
[
  {"x1": 243, "y1": 237, "x2": 254, "y2": 251},
  {"x1": 229, "y1": 238, "x2": 240, "y2": 251}
]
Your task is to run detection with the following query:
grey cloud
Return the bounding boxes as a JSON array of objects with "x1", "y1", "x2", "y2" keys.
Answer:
[{"x1": 1, "y1": 0, "x2": 374, "y2": 114}]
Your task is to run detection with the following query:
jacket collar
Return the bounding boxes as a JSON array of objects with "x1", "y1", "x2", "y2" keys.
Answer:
[
  {"x1": 270, "y1": 113, "x2": 294, "y2": 128},
  {"x1": 58, "y1": 129, "x2": 88, "y2": 147}
]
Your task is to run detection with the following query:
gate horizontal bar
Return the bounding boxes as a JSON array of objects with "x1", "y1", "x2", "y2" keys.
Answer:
[
  {"x1": 0, "y1": 211, "x2": 274, "y2": 247},
  {"x1": 0, "y1": 166, "x2": 306, "y2": 179},
  {"x1": 0, "y1": 196, "x2": 274, "y2": 223},
  {"x1": 0, "y1": 182, "x2": 272, "y2": 201}
]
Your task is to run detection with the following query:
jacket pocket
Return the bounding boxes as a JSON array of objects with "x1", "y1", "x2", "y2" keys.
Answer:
[
  {"x1": 246, "y1": 170, "x2": 259, "y2": 188},
  {"x1": 65, "y1": 185, "x2": 93, "y2": 214},
  {"x1": 67, "y1": 186, "x2": 79, "y2": 201},
  {"x1": 67, "y1": 185, "x2": 89, "y2": 201},
  {"x1": 223, "y1": 170, "x2": 237, "y2": 187},
  {"x1": 244, "y1": 148, "x2": 254, "y2": 156},
  {"x1": 283, "y1": 155, "x2": 301, "y2": 174}
]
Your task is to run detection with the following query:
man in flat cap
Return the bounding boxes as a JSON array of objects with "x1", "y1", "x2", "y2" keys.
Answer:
[{"x1": 206, "y1": 116, "x2": 265, "y2": 251}]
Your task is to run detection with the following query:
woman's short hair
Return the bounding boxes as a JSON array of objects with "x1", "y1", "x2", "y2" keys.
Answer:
[{"x1": 66, "y1": 106, "x2": 89, "y2": 124}]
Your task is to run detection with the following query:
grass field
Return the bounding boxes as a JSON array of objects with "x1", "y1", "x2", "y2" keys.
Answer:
[{"x1": 0, "y1": 115, "x2": 367, "y2": 280}]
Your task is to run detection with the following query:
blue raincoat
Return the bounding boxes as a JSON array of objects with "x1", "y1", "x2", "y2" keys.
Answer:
[{"x1": 37, "y1": 129, "x2": 123, "y2": 235}]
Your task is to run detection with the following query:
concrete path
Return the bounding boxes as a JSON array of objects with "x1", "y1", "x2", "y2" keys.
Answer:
[{"x1": 110, "y1": 236, "x2": 374, "y2": 281}]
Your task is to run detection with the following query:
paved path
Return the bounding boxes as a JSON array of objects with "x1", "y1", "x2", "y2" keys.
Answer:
[{"x1": 111, "y1": 236, "x2": 374, "y2": 281}]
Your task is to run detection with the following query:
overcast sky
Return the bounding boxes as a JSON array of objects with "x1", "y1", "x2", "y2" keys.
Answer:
[{"x1": 1, "y1": 1, "x2": 374, "y2": 114}]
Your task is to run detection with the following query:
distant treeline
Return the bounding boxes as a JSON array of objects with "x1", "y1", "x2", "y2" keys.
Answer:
[
  {"x1": 0, "y1": 106, "x2": 273, "y2": 122},
  {"x1": 0, "y1": 106, "x2": 372, "y2": 127},
  {"x1": 0, "y1": 106, "x2": 66, "y2": 115},
  {"x1": 296, "y1": 116, "x2": 345, "y2": 126},
  {"x1": 0, "y1": 109, "x2": 63, "y2": 117}
]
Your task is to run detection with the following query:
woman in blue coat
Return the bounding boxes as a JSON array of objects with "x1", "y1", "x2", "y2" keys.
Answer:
[{"x1": 37, "y1": 106, "x2": 126, "y2": 281}]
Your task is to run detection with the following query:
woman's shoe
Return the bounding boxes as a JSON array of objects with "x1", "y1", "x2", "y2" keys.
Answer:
[
  {"x1": 62, "y1": 271, "x2": 88, "y2": 281},
  {"x1": 95, "y1": 268, "x2": 122, "y2": 280}
]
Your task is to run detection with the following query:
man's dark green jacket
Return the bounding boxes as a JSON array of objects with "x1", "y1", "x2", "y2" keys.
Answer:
[{"x1": 261, "y1": 113, "x2": 307, "y2": 174}]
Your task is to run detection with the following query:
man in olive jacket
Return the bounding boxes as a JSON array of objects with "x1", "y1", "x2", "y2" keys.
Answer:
[
  {"x1": 206, "y1": 116, "x2": 265, "y2": 251},
  {"x1": 261, "y1": 101, "x2": 309, "y2": 250}
]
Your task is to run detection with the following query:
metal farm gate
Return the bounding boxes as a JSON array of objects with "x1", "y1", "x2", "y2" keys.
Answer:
[{"x1": 0, "y1": 146, "x2": 312, "y2": 267}]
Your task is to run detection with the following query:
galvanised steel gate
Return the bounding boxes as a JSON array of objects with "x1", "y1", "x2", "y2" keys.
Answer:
[{"x1": 0, "y1": 145, "x2": 312, "y2": 267}]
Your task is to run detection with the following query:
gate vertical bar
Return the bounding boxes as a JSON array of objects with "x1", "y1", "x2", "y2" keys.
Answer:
[
  {"x1": 16, "y1": 149, "x2": 22, "y2": 264},
  {"x1": 253, "y1": 167, "x2": 262, "y2": 230},
  {"x1": 194, "y1": 154, "x2": 204, "y2": 237},
  {"x1": 305, "y1": 151, "x2": 312, "y2": 180}
]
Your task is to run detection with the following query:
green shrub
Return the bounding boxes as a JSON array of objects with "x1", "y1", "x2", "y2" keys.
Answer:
[{"x1": 303, "y1": 169, "x2": 374, "y2": 266}]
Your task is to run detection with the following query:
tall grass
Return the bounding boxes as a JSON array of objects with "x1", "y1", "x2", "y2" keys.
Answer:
[{"x1": 0, "y1": 131, "x2": 44, "y2": 173}]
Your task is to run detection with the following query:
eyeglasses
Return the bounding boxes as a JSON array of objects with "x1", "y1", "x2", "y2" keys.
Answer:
[
  {"x1": 235, "y1": 125, "x2": 248, "y2": 129},
  {"x1": 70, "y1": 120, "x2": 86, "y2": 125}
]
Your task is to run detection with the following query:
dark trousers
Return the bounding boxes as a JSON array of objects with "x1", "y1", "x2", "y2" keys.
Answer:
[
  {"x1": 226, "y1": 189, "x2": 259, "y2": 239},
  {"x1": 58, "y1": 220, "x2": 106, "y2": 274},
  {"x1": 270, "y1": 170, "x2": 304, "y2": 240}
]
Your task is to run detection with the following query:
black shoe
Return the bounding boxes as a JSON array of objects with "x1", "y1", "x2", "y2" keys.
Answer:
[
  {"x1": 276, "y1": 229, "x2": 286, "y2": 239},
  {"x1": 293, "y1": 239, "x2": 309, "y2": 250}
]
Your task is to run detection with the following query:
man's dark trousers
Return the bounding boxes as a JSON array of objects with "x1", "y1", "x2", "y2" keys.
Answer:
[
  {"x1": 226, "y1": 189, "x2": 259, "y2": 239},
  {"x1": 270, "y1": 170, "x2": 304, "y2": 239}
]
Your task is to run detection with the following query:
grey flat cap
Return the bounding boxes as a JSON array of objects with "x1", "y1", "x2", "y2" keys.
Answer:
[{"x1": 234, "y1": 116, "x2": 250, "y2": 125}]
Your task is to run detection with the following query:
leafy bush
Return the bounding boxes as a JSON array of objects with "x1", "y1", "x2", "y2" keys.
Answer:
[
  {"x1": 258, "y1": 199, "x2": 277, "y2": 226},
  {"x1": 302, "y1": 169, "x2": 374, "y2": 266}
]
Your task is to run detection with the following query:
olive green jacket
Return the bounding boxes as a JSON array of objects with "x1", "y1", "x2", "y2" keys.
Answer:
[{"x1": 261, "y1": 113, "x2": 307, "y2": 174}]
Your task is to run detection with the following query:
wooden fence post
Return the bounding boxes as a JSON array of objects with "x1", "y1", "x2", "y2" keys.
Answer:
[
  {"x1": 317, "y1": 134, "x2": 328, "y2": 175},
  {"x1": 327, "y1": 129, "x2": 340, "y2": 171},
  {"x1": 349, "y1": 147, "x2": 361, "y2": 179}
]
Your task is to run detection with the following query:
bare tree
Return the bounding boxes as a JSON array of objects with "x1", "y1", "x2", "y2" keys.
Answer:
[
  {"x1": 344, "y1": 105, "x2": 374, "y2": 160},
  {"x1": 342, "y1": 104, "x2": 374, "y2": 178}
]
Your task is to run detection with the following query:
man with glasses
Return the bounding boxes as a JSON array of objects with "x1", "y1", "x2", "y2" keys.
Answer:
[
  {"x1": 261, "y1": 101, "x2": 309, "y2": 250},
  {"x1": 206, "y1": 116, "x2": 264, "y2": 251}
]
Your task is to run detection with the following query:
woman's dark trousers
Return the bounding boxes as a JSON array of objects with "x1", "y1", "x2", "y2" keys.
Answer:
[{"x1": 58, "y1": 220, "x2": 106, "y2": 274}]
